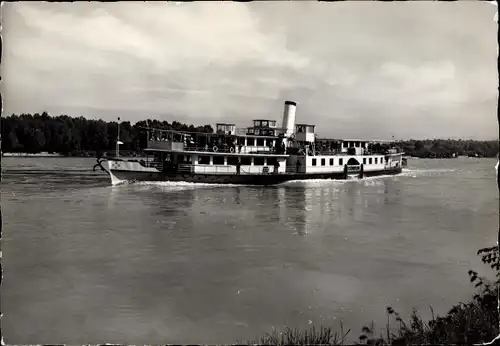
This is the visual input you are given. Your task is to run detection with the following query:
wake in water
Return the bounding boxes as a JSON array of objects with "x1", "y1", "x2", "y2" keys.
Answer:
[
  {"x1": 3, "y1": 168, "x2": 104, "y2": 177},
  {"x1": 129, "y1": 180, "x2": 249, "y2": 191},
  {"x1": 110, "y1": 167, "x2": 451, "y2": 190},
  {"x1": 282, "y1": 171, "x2": 410, "y2": 186},
  {"x1": 279, "y1": 167, "x2": 458, "y2": 186},
  {"x1": 402, "y1": 168, "x2": 456, "y2": 174},
  {"x1": 5, "y1": 166, "x2": 456, "y2": 192}
]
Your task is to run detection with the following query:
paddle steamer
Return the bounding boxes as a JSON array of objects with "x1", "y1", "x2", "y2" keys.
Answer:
[{"x1": 105, "y1": 101, "x2": 404, "y2": 185}]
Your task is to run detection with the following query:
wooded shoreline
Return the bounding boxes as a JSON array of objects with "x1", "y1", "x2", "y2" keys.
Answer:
[{"x1": 2, "y1": 113, "x2": 497, "y2": 158}]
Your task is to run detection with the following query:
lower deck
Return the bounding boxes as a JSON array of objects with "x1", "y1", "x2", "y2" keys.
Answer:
[
  {"x1": 108, "y1": 163, "x2": 403, "y2": 186},
  {"x1": 110, "y1": 151, "x2": 402, "y2": 177}
]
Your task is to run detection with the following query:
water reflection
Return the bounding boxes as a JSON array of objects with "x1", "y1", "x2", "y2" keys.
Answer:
[
  {"x1": 234, "y1": 186, "x2": 242, "y2": 205},
  {"x1": 384, "y1": 178, "x2": 390, "y2": 204},
  {"x1": 283, "y1": 186, "x2": 307, "y2": 236},
  {"x1": 278, "y1": 178, "x2": 399, "y2": 237}
]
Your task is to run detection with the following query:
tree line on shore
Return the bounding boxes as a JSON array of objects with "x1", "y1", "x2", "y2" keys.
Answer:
[
  {"x1": 398, "y1": 139, "x2": 498, "y2": 159},
  {"x1": 1, "y1": 112, "x2": 498, "y2": 158},
  {"x1": 1, "y1": 112, "x2": 213, "y2": 156}
]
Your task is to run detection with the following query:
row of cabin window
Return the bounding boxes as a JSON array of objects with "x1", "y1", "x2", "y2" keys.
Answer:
[
  {"x1": 343, "y1": 141, "x2": 367, "y2": 148},
  {"x1": 223, "y1": 137, "x2": 275, "y2": 146},
  {"x1": 364, "y1": 157, "x2": 380, "y2": 165},
  {"x1": 247, "y1": 128, "x2": 276, "y2": 137},
  {"x1": 311, "y1": 158, "x2": 343, "y2": 166},
  {"x1": 311, "y1": 157, "x2": 381, "y2": 166},
  {"x1": 197, "y1": 155, "x2": 278, "y2": 166},
  {"x1": 253, "y1": 120, "x2": 277, "y2": 128},
  {"x1": 245, "y1": 137, "x2": 274, "y2": 146},
  {"x1": 155, "y1": 135, "x2": 274, "y2": 147}
]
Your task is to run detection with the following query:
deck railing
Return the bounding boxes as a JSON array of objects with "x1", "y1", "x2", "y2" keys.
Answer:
[
  {"x1": 176, "y1": 164, "x2": 278, "y2": 175},
  {"x1": 147, "y1": 141, "x2": 282, "y2": 155},
  {"x1": 146, "y1": 140, "x2": 401, "y2": 157}
]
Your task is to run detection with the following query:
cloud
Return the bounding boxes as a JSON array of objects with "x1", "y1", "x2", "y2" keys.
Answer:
[
  {"x1": 8, "y1": 3, "x2": 309, "y2": 72},
  {"x1": 2, "y1": 1, "x2": 498, "y2": 139}
]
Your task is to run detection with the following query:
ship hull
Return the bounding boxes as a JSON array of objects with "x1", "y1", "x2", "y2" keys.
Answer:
[{"x1": 109, "y1": 167, "x2": 403, "y2": 186}]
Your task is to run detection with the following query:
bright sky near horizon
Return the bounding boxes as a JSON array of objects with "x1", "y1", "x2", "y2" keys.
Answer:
[{"x1": 2, "y1": 1, "x2": 498, "y2": 140}]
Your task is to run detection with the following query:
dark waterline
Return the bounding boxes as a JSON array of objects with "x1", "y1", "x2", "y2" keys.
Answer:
[{"x1": 1, "y1": 157, "x2": 497, "y2": 344}]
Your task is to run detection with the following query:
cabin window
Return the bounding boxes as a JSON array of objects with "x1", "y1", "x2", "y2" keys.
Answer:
[
  {"x1": 254, "y1": 157, "x2": 265, "y2": 166},
  {"x1": 375, "y1": 158, "x2": 378, "y2": 164},
  {"x1": 355, "y1": 141, "x2": 360, "y2": 147},
  {"x1": 262, "y1": 121, "x2": 268, "y2": 127},
  {"x1": 270, "y1": 121, "x2": 276, "y2": 127},
  {"x1": 213, "y1": 156, "x2": 225, "y2": 165},
  {"x1": 339, "y1": 158, "x2": 343, "y2": 166},
  {"x1": 255, "y1": 129, "x2": 262, "y2": 136},
  {"x1": 247, "y1": 138, "x2": 255, "y2": 146},
  {"x1": 369, "y1": 158, "x2": 373, "y2": 164},
  {"x1": 256, "y1": 138, "x2": 264, "y2": 146},
  {"x1": 343, "y1": 142, "x2": 348, "y2": 148},
  {"x1": 247, "y1": 128, "x2": 255, "y2": 135},
  {"x1": 307, "y1": 125, "x2": 315, "y2": 133},
  {"x1": 241, "y1": 157, "x2": 252, "y2": 165},
  {"x1": 363, "y1": 158, "x2": 367, "y2": 165},
  {"x1": 267, "y1": 157, "x2": 278, "y2": 166},
  {"x1": 361, "y1": 142, "x2": 366, "y2": 148},
  {"x1": 198, "y1": 156, "x2": 210, "y2": 165},
  {"x1": 180, "y1": 155, "x2": 192, "y2": 163},
  {"x1": 312, "y1": 158, "x2": 317, "y2": 166},
  {"x1": 321, "y1": 158, "x2": 326, "y2": 166},
  {"x1": 164, "y1": 153, "x2": 172, "y2": 162},
  {"x1": 227, "y1": 157, "x2": 239, "y2": 166},
  {"x1": 330, "y1": 158, "x2": 334, "y2": 165}
]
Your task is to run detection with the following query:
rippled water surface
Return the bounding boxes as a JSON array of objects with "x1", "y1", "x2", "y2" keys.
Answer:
[{"x1": 1, "y1": 157, "x2": 497, "y2": 344}]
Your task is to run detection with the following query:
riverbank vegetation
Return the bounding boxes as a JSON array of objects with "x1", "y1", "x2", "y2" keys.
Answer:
[
  {"x1": 1, "y1": 112, "x2": 213, "y2": 157},
  {"x1": 397, "y1": 139, "x2": 498, "y2": 159},
  {"x1": 1, "y1": 113, "x2": 497, "y2": 158},
  {"x1": 244, "y1": 245, "x2": 499, "y2": 345}
]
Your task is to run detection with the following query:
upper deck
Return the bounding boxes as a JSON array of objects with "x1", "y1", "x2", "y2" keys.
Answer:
[
  {"x1": 140, "y1": 100, "x2": 401, "y2": 157},
  {"x1": 144, "y1": 127, "x2": 287, "y2": 156},
  {"x1": 144, "y1": 127, "x2": 401, "y2": 158}
]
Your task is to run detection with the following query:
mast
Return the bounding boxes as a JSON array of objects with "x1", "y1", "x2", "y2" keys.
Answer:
[{"x1": 116, "y1": 117, "x2": 120, "y2": 158}]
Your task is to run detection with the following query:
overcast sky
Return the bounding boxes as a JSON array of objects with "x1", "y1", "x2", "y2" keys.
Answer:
[{"x1": 2, "y1": 1, "x2": 498, "y2": 140}]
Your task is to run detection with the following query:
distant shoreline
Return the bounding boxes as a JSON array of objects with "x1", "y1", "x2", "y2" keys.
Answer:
[
  {"x1": 2, "y1": 152, "x2": 65, "y2": 158},
  {"x1": 1, "y1": 153, "x2": 494, "y2": 160},
  {"x1": 1, "y1": 151, "x2": 146, "y2": 158},
  {"x1": 1, "y1": 152, "x2": 494, "y2": 159},
  {"x1": 2, "y1": 113, "x2": 497, "y2": 159}
]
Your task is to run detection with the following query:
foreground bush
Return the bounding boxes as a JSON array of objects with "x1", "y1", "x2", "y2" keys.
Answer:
[
  {"x1": 245, "y1": 245, "x2": 500, "y2": 345},
  {"x1": 241, "y1": 325, "x2": 350, "y2": 345}
]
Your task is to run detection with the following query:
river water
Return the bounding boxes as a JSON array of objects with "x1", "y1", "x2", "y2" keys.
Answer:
[{"x1": 1, "y1": 157, "x2": 497, "y2": 344}]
